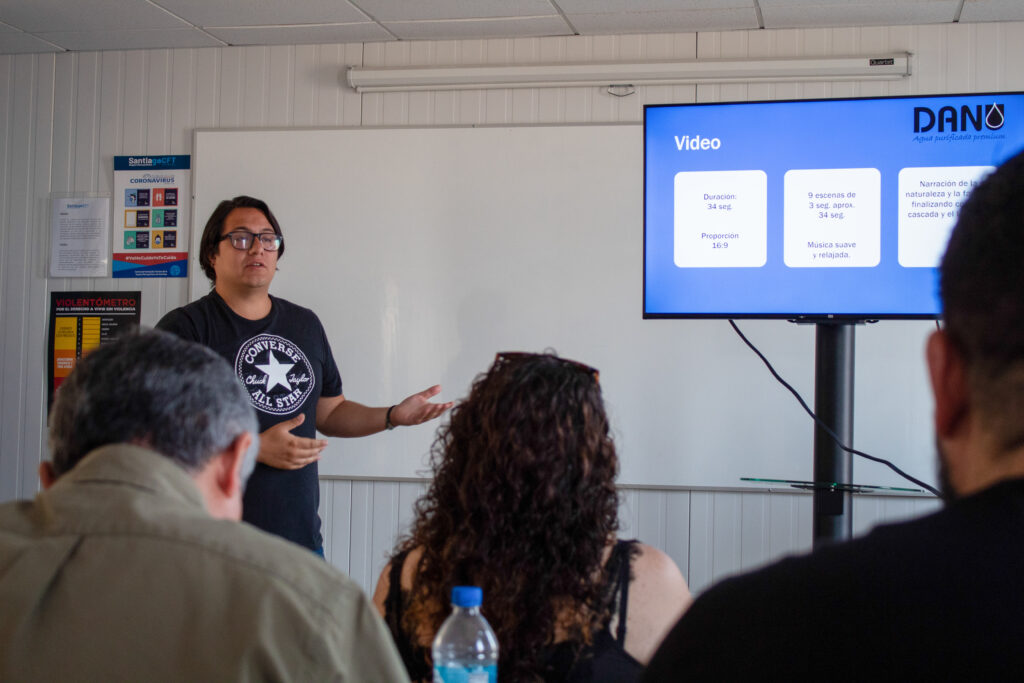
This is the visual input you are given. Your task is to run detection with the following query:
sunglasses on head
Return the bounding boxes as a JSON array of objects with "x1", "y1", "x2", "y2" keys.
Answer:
[{"x1": 494, "y1": 351, "x2": 599, "y2": 383}]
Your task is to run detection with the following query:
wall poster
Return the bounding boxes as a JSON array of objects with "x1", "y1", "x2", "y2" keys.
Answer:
[
  {"x1": 49, "y1": 195, "x2": 111, "y2": 277},
  {"x1": 112, "y1": 155, "x2": 190, "y2": 278},
  {"x1": 47, "y1": 291, "x2": 141, "y2": 409}
]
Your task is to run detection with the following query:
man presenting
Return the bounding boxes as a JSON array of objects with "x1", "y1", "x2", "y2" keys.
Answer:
[
  {"x1": 0, "y1": 330, "x2": 409, "y2": 681},
  {"x1": 644, "y1": 150, "x2": 1024, "y2": 679},
  {"x1": 158, "y1": 196, "x2": 451, "y2": 552}
]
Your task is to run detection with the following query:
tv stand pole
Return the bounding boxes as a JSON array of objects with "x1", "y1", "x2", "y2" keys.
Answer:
[{"x1": 813, "y1": 321, "x2": 855, "y2": 547}]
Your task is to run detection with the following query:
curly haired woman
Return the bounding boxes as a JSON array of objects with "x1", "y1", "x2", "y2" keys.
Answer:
[{"x1": 373, "y1": 352, "x2": 691, "y2": 682}]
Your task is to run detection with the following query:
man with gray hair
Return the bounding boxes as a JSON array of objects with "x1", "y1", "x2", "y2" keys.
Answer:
[{"x1": 0, "y1": 329, "x2": 409, "y2": 681}]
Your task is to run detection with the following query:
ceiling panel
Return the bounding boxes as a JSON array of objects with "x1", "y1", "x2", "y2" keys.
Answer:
[
  {"x1": 352, "y1": 0, "x2": 558, "y2": 22},
  {"x1": 961, "y1": 0, "x2": 1024, "y2": 23},
  {"x1": 556, "y1": 0, "x2": 754, "y2": 11},
  {"x1": 0, "y1": 29, "x2": 62, "y2": 53},
  {"x1": 153, "y1": 0, "x2": 370, "y2": 28},
  {"x1": 758, "y1": 0, "x2": 955, "y2": 7},
  {"x1": 383, "y1": 16, "x2": 570, "y2": 41},
  {"x1": 0, "y1": 0, "x2": 189, "y2": 32},
  {"x1": 567, "y1": 8, "x2": 759, "y2": 34},
  {"x1": 759, "y1": 1, "x2": 960, "y2": 28},
  {"x1": 3, "y1": 0, "x2": 1024, "y2": 56},
  {"x1": 35, "y1": 28, "x2": 223, "y2": 51},
  {"x1": 207, "y1": 22, "x2": 393, "y2": 46}
]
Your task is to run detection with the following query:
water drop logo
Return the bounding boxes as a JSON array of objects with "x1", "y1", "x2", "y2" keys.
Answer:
[
  {"x1": 913, "y1": 101, "x2": 1006, "y2": 133},
  {"x1": 985, "y1": 103, "x2": 1004, "y2": 130}
]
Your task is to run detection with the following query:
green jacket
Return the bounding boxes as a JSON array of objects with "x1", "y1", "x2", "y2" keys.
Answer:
[{"x1": 0, "y1": 443, "x2": 409, "y2": 682}]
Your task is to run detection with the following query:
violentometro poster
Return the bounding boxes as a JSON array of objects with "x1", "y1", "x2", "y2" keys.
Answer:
[
  {"x1": 47, "y1": 291, "x2": 140, "y2": 409},
  {"x1": 112, "y1": 155, "x2": 190, "y2": 278}
]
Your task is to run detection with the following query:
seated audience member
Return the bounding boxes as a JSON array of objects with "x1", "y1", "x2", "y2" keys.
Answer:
[
  {"x1": 373, "y1": 351, "x2": 691, "y2": 682},
  {"x1": 0, "y1": 330, "x2": 409, "y2": 682},
  {"x1": 643, "y1": 150, "x2": 1024, "y2": 681}
]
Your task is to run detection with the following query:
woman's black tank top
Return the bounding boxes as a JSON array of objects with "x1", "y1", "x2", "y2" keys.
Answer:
[{"x1": 383, "y1": 539, "x2": 643, "y2": 682}]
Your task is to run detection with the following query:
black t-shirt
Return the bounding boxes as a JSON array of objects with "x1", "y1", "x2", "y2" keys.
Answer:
[
  {"x1": 643, "y1": 478, "x2": 1024, "y2": 682},
  {"x1": 157, "y1": 291, "x2": 342, "y2": 550}
]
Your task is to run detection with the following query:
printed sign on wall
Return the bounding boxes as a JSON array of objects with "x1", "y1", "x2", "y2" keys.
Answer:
[
  {"x1": 47, "y1": 291, "x2": 141, "y2": 410},
  {"x1": 113, "y1": 155, "x2": 190, "y2": 278},
  {"x1": 49, "y1": 196, "x2": 111, "y2": 277}
]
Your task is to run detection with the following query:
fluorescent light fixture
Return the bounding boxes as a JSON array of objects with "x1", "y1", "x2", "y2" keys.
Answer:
[{"x1": 347, "y1": 53, "x2": 911, "y2": 93}]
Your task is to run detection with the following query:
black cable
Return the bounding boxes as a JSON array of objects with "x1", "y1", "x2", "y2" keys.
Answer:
[{"x1": 728, "y1": 320, "x2": 940, "y2": 497}]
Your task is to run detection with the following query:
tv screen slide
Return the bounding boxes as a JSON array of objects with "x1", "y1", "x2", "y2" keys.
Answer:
[{"x1": 644, "y1": 92, "x2": 1024, "y2": 319}]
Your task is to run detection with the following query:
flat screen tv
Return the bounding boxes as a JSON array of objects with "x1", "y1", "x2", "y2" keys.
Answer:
[{"x1": 644, "y1": 92, "x2": 1024, "y2": 319}]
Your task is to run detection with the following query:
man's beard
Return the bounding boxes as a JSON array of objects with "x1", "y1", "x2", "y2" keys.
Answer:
[{"x1": 936, "y1": 436, "x2": 957, "y2": 503}]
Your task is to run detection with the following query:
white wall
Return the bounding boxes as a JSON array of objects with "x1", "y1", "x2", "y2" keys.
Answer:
[
  {"x1": 321, "y1": 480, "x2": 939, "y2": 597},
  {"x1": 5, "y1": 21, "x2": 1015, "y2": 595}
]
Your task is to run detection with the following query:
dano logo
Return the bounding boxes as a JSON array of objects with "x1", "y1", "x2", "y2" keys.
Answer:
[{"x1": 913, "y1": 103, "x2": 1004, "y2": 133}]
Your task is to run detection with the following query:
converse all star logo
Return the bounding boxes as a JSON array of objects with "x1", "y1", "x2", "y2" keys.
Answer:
[{"x1": 235, "y1": 334, "x2": 314, "y2": 415}]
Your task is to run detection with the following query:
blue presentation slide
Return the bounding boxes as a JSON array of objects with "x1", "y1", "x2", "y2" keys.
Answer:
[{"x1": 644, "y1": 93, "x2": 1024, "y2": 318}]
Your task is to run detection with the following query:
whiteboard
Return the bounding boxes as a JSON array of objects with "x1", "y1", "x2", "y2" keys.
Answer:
[{"x1": 192, "y1": 125, "x2": 938, "y2": 490}]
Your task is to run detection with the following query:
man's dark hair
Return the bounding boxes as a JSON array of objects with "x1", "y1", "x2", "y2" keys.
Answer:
[
  {"x1": 198, "y1": 195, "x2": 285, "y2": 284},
  {"x1": 940, "y1": 148, "x2": 1024, "y2": 450},
  {"x1": 48, "y1": 329, "x2": 258, "y2": 480}
]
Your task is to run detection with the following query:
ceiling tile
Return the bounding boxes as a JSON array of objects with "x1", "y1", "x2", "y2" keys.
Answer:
[
  {"x1": 0, "y1": 0, "x2": 190, "y2": 32},
  {"x1": 758, "y1": 0, "x2": 953, "y2": 6},
  {"x1": 206, "y1": 23, "x2": 393, "y2": 46},
  {"x1": 153, "y1": 0, "x2": 370, "y2": 28},
  {"x1": 4, "y1": 0, "x2": 1024, "y2": 57},
  {"x1": 34, "y1": 28, "x2": 224, "y2": 51},
  {"x1": 567, "y1": 8, "x2": 759, "y2": 34},
  {"x1": 759, "y1": 1, "x2": 960, "y2": 29},
  {"x1": 0, "y1": 30, "x2": 63, "y2": 53},
  {"x1": 960, "y1": 0, "x2": 1024, "y2": 22},
  {"x1": 352, "y1": 0, "x2": 558, "y2": 22},
  {"x1": 382, "y1": 15, "x2": 571, "y2": 40},
  {"x1": 556, "y1": 0, "x2": 752, "y2": 11}
]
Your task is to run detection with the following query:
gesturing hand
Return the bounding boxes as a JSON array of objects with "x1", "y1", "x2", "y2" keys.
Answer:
[
  {"x1": 258, "y1": 413, "x2": 327, "y2": 470},
  {"x1": 390, "y1": 385, "x2": 454, "y2": 427}
]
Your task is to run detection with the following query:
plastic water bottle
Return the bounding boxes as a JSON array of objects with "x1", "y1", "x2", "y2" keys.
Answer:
[{"x1": 432, "y1": 585, "x2": 499, "y2": 683}]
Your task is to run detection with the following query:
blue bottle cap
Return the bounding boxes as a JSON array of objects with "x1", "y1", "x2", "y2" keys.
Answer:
[{"x1": 451, "y1": 585, "x2": 483, "y2": 608}]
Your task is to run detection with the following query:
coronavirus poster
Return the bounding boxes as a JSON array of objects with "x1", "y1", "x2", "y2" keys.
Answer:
[{"x1": 112, "y1": 155, "x2": 190, "y2": 278}]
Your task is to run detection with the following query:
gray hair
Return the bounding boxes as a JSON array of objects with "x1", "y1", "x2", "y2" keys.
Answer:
[{"x1": 48, "y1": 328, "x2": 258, "y2": 484}]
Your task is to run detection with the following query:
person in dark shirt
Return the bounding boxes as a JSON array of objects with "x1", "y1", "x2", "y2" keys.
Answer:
[
  {"x1": 373, "y1": 351, "x2": 690, "y2": 682},
  {"x1": 158, "y1": 196, "x2": 452, "y2": 552},
  {"x1": 644, "y1": 149, "x2": 1024, "y2": 681}
]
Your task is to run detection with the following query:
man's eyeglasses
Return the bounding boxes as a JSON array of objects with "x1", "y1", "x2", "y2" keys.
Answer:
[
  {"x1": 494, "y1": 351, "x2": 599, "y2": 383},
  {"x1": 220, "y1": 230, "x2": 283, "y2": 251}
]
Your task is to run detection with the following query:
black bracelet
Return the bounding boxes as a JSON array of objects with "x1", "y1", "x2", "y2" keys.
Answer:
[{"x1": 385, "y1": 405, "x2": 397, "y2": 431}]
